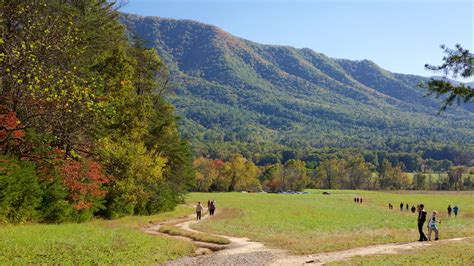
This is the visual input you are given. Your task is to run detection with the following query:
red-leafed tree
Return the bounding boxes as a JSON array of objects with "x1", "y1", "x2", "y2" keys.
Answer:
[
  {"x1": 58, "y1": 159, "x2": 111, "y2": 210},
  {"x1": 0, "y1": 107, "x2": 26, "y2": 153}
]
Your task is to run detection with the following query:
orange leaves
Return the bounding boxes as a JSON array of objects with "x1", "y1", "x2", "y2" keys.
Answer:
[
  {"x1": 58, "y1": 159, "x2": 111, "y2": 210},
  {"x1": 0, "y1": 109, "x2": 26, "y2": 145}
]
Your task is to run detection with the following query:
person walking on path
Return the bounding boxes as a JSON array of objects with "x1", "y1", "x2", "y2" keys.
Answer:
[
  {"x1": 196, "y1": 202, "x2": 203, "y2": 220},
  {"x1": 453, "y1": 205, "x2": 459, "y2": 217},
  {"x1": 400, "y1": 202, "x2": 404, "y2": 211},
  {"x1": 359, "y1": 197, "x2": 363, "y2": 204},
  {"x1": 427, "y1": 211, "x2": 440, "y2": 241},
  {"x1": 406, "y1": 204, "x2": 409, "y2": 211},
  {"x1": 411, "y1": 205, "x2": 416, "y2": 213},
  {"x1": 447, "y1": 205, "x2": 452, "y2": 217},
  {"x1": 417, "y1": 203, "x2": 428, "y2": 241},
  {"x1": 209, "y1": 200, "x2": 216, "y2": 216}
]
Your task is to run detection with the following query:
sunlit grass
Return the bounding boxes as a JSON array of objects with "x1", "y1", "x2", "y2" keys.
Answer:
[
  {"x1": 159, "y1": 225, "x2": 231, "y2": 244},
  {"x1": 329, "y1": 238, "x2": 474, "y2": 265},
  {"x1": 188, "y1": 190, "x2": 474, "y2": 254},
  {"x1": 0, "y1": 205, "x2": 194, "y2": 264}
]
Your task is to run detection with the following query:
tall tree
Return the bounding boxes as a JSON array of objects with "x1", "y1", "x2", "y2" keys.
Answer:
[
  {"x1": 346, "y1": 155, "x2": 371, "y2": 189},
  {"x1": 282, "y1": 159, "x2": 309, "y2": 191},
  {"x1": 316, "y1": 158, "x2": 347, "y2": 189}
]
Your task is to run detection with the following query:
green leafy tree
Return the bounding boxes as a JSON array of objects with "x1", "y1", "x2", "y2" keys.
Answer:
[
  {"x1": 413, "y1": 173, "x2": 426, "y2": 190},
  {"x1": 447, "y1": 166, "x2": 466, "y2": 190},
  {"x1": 423, "y1": 44, "x2": 473, "y2": 111},
  {"x1": 316, "y1": 158, "x2": 347, "y2": 189},
  {"x1": 282, "y1": 159, "x2": 309, "y2": 191},
  {"x1": 0, "y1": 157, "x2": 41, "y2": 223},
  {"x1": 346, "y1": 155, "x2": 371, "y2": 189},
  {"x1": 378, "y1": 160, "x2": 409, "y2": 190}
]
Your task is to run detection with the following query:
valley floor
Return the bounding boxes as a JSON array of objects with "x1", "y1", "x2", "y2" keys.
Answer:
[
  {"x1": 1, "y1": 190, "x2": 473, "y2": 264},
  {"x1": 154, "y1": 204, "x2": 473, "y2": 265}
]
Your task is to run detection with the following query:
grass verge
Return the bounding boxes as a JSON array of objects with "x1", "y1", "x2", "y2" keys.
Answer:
[
  {"x1": 0, "y1": 205, "x2": 195, "y2": 264},
  {"x1": 159, "y1": 225, "x2": 231, "y2": 245},
  {"x1": 329, "y1": 238, "x2": 474, "y2": 265}
]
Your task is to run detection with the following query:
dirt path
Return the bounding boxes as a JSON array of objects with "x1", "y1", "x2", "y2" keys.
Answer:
[
  {"x1": 145, "y1": 209, "x2": 472, "y2": 265},
  {"x1": 272, "y1": 237, "x2": 472, "y2": 265}
]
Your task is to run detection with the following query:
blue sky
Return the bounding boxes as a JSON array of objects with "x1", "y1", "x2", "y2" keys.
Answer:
[{"x1": 121, "y1": 0, "x2": 473, "y2": 79}]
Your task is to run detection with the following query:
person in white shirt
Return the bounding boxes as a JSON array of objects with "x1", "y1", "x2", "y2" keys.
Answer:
[
  {"x1": 196, "y1": 202, "x2": 203, "y2": 220},
  {"x1": 427, "y1": 211, "x2": 440, "y2": 241}
]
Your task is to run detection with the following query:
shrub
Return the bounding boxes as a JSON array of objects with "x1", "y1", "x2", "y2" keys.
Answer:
[{"x1": 0, "y1": 157, "x2": 42, "y2": 223}]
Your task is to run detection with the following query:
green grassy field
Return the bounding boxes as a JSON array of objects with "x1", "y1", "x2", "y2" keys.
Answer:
[
  {"x1": 2, "y1": 190, "x2": 473, "y2": 264},
  {"x1": 0, "y1": 205, "x2": 195, "y2": 264},
  {"x1": 188, "y1": 190, "x2": 474, "y2": 254},
  {"x1": 330, "y1": 238, "x2": 474, "y2": 265}
]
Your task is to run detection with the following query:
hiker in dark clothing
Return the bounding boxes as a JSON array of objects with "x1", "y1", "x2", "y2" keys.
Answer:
[
  {"x1": 406, "y1": 204, "x2": 409, "y2": 211},
  {"x1": 411, "y1": 205, "x2": 416, "y2": 213},
  {"x1": 400, "y1": 202, "x2": 404, "y2": 211},
  {"x1": 453, "y1": 206, "x2": 459, "y2": 217},
  {"x1": 388, "y1": 203, "x2": 393, "y2": 210},
  {"x1": 354, "y1": 197, "x2": 357, "y2": 203},
  {"x1": 447, "y1": 205, "x2": 452, "y2": 217},
  {"x1": 359, "y1": 197, "x2": 363, "y2": 204},
  {"x1": 417, "y1": 203, "x2": 428, "y2": 241},
  {"x1": 209, "y1": 200, "x2": 216, "y2": 216}
]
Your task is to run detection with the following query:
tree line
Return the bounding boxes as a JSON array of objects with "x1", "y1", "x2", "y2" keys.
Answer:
[
  {"x1": 0, "y1": 1, "x2": 193, "y2": 224},
  {"x1": 192, "y1": 154, "x2": 473, "y2": 192}
]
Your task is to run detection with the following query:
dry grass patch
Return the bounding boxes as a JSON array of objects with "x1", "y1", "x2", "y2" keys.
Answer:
[{"x1": 159, "y1": 225, "x2": 231, "y2": 245}]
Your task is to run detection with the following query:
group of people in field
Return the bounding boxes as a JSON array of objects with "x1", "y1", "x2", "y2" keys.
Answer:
[
  {"x1": 447, "y1": 204, "x2": 459, "y2": 218},
  {"x1": 388, "y1": 202, "x2": 418, "y2": 213},
  {"x1": 195, "y1": 200, "x2": 217, "y2": 220},
  {"x1": 387, "y1": 201, "x2": 461, "y2": 241},
  {"x1": 416, "y1": 204, "x2": 441, "y2": 241},
  {"x1": 353, "y1": 197, "x2": 363, "y2": 203},
  {"x1": 194, "y1": 196, "x2": 460, "y2": 244}
]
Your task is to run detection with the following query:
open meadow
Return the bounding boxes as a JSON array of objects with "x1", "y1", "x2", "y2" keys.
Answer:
[
  {"x1": 329, "y1": 237, "x2": 474, "y2": 265},
  {"x1": 188, "y1": 190, "x2": 474, "y2": 254},
  {"x1": 0, "y1": 206, "x2": 194, "y2": 264},
  {"x1": 1, "y1": 190, "x2": 473, "y2": 264}
]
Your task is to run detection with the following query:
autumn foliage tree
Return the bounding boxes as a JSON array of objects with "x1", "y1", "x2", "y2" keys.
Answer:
[{"x1": 0, "y1": 1, "x2": 193, "y2": 223}]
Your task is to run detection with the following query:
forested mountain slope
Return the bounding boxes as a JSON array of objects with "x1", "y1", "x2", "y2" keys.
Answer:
[{"x1": 121, "y1": 14, "x2": 474, "y2": 157}]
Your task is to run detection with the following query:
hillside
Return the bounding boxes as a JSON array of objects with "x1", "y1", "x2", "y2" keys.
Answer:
[{"x1": 120, "y1": 14, "x2": 474, "y2": 157}]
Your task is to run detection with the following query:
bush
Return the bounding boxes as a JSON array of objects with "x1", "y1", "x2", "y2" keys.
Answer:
[
  {"x1": 0, "y1": 157, "x2": 42, "y2": 223},
  {"x1": 37, "y1": 177, "x2": 74, "y2": 223}
]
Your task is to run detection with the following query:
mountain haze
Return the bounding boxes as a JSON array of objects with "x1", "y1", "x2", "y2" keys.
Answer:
[{"x1": 121, "y1": 14, "x2": 474, "y2": 156}]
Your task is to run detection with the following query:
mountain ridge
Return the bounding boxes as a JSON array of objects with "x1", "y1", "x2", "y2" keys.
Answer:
[{"x1": 120, "y1": 13, "x2": 474, "y2": 156}]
